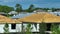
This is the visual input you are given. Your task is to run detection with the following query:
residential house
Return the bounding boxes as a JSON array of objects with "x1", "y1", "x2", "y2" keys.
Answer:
[
  {"x1": 11, "y1": 12, "x2": 39, "y2": 32},
  {"x1": 47, "y1": 10, "x2": 52, "y2": 12},
  {"x1": 8, "y1": 11, "x2": 18, "y2": 16},
  {"x1": 10, "y1": 12, "x2": 60, "y2": 34},
  {"x1": 17, "y1": 12, "x2": 60, "y2": 34},
  {"x1": 33, "y1": 9, "x2": 46, "y2": 13},
  {"x1": 48, "y1": 12, "x2": 60, "y2": 16},
  {"x1": 11, "y1": 12, "x2": 35, "y2": 19},
  {"x1": 0, "y1": 12, "x2": 7, "y2": 16}
]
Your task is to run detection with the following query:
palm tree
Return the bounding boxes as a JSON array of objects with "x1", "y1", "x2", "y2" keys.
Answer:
[
  {"x1": 15, "y1": 4, "x2": 20, "y2": 8},
  {"x1": 51, "y1": 8, "x2": 55, "y2": 12},
  {"x1": 26, "y1": 4, "x2": 34, "y2": 12},
  {"x1": 28, "y1": 4, "x2": 34, "y2": 10},
  {"x1": 15, "y1": 4, "x2": 22, "y2": 13}
]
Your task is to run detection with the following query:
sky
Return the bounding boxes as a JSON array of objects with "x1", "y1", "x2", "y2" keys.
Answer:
[{"x1": 0, "y1": 0, "x2": 60, "y2": 9}]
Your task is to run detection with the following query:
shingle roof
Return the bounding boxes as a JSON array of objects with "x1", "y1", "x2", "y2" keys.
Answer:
[
  {"x1": 11, "y1": 13, "x2": 35, "y2": 19},
  {"x1": 0, "y1": 15, "x2": 21, "y2": 24},
  {"x1": 17, "y1": 12, "x2": 60, "y2": 23},
  {"x1": 8, "y1": 11, "x2": 17, "y2": 15}
]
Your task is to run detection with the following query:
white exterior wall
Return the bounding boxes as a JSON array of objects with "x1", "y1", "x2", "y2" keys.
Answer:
[
  {"x1": 0, "y1": 24, "x2": 39, "y2": 33},
  {"x1": 0, "y1": 24, "x2": 22, "y2": 33},
  {"x1": 23, "y1": 24, "x2": 39, "y2": 32},
  {"x1": 0, "y1": 24, "x2": 4, "y2": 33}
]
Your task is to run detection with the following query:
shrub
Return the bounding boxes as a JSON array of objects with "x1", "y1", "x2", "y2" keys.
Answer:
[
  {"x1": 51, "y1": 23, "x2": 60, "y2": 34},
  {"x1": 26, "y1": 23, "x2": 33, "y2": 34},
  {"x1": 3, "y1": 23, "x2": 9, "y2": 34}
]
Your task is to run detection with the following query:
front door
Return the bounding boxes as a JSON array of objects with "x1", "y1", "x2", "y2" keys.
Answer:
[
  {"x1": 46, "y1": 23, "x2": 51, "y2": 34},
  {"x1": 46, "y1": 23, "x2": 51, "y2": 31}
]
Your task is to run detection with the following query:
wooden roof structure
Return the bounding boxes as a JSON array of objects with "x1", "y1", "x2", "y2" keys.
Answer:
[
  {"x1": 0, "y1": 15, "x2": 21, "y2": 24},
  {"x1": 43, "y1": 13, "x2": 60, "y2": 23},
  {"x1": 17, "y1": 12, "x2": 60, "y2": 23}
]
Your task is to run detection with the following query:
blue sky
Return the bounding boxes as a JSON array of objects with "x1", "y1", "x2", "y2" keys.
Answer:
[{"x1": 0, "y1": 0, "x2": 60, "y2": 9}]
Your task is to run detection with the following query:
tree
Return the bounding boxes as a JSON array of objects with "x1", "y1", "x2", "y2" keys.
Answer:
[
  {"x1": 15, "y1": 4, "x2": 20, "y2": 8},
  {"x1": 33, "y1": 8, "x2": 42, "y2": 10},
  {"x1": 3, "y1": 23, "x2": 9, "y2": 34},
  {"x1": 26, "y1": 4, "x2": 34, "y2": 12},
  {"x1": 0, "y1": 5, "x2": 14, "y2": 13},
  {"x1": 15, "y1": 4, "x2": 22, "y2": 13},
  {"x1": 51, "y1": 8, "x2": 56, "y2": 12},
  {"x1": 51, "y1": 23, "x2": 60, "y2": 34},
  {"x1": 28, "y1": 4, "x2": 34, "y2": 10},
  {"x1": 26, "y1": 23, "x2": 33, "y2": 34}
]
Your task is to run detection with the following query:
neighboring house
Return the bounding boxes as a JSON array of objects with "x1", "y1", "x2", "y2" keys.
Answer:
[
  {"x1": 11, "y1": 12, "x2": 35, "y2": 19},
  {"x1": 0, "y1": 12, "x2": 7, "y2": 16},
  {"x1": 55, "y1": 10, "x2": 60, "y2": 12},
  {"x1": 8, "y1": 11, "x2": 18, "y2": 16},
  {"x1": 48, "y1": 12, "x2": 60, "y2": 16},
  {"x1": 33, "y1": 9, "x2": 46, "y2": 13},
  {"x1": 47, "y1": 10, "x2": 52, "y2": 12},
  {"x1": 20, "y1": 12, "x2": 28, "y2": 14}
]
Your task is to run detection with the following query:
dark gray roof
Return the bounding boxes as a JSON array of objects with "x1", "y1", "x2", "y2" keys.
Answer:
[
  {"x1": 34, "y1": 9, "x2": 46, "y2": 12},
  {"x1": 8, "y1": 11, "x2": 17, "y2": 15},
  {"x1": 48, "y1": 12, "x2": 60, "y2": 16},
  {"x1": 0, "y1": 12, "x2": 7, "y2": 14},
  {"x1": 11, "y1": 12, "x2": 60, "y2": 19},
  {"x1": 11, "y1": 13, "x2": 35, "y2": 19}
]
